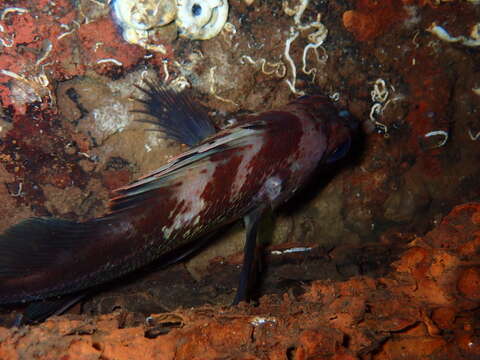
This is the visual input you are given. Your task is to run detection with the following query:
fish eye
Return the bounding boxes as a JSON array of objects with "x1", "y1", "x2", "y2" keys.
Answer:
[
  {"x1": 338, "y1": 109, "x2": 359, "y2": 131},
  {"x1": 192, "y1": 4, "x2": 202, "y2": 16},
  {"x1": 325, "y1": 138, "x2": 351, "y2": 164}
]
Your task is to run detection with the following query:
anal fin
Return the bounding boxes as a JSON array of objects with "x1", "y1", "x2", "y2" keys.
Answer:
[{"x1": 15, "y1": 292, "x2": 87, "y2": 326}]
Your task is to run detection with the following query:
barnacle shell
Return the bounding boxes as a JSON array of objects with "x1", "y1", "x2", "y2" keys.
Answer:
[
  {"x1": 113, "y1": 0, "x2": 176, "y2": 30},
  {"x1": 176, "y1": 0, "x2": 229, "y2": 40},
  {"x1": 112, "y1": 0, "x2": 177, "y2": 51}
]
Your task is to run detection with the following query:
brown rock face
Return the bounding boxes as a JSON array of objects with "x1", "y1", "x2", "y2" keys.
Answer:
[{"x1": 457, "y1": 267, "x2": 480, "y2": 301}]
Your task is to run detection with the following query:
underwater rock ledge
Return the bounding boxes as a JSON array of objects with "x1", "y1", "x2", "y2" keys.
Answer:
[{"x1": 0, "y1": 202, "x2": 478, "y2": 360}]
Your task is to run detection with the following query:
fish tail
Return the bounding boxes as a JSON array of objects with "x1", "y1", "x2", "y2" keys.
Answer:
[
  {"x1": 0, "y1": 217, "x2": 115, "y2": 304},
  {"x1": 0, "y1": 217, "x2": 90, "y2": 277}
]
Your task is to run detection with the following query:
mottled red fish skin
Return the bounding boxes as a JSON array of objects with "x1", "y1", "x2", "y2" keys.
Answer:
[
  {"x1": 201, "y1": 151, "x2": 244, "y2": 213},
  {"x1": 0, "y1": 96, "x2": 353, "y2": 303}
]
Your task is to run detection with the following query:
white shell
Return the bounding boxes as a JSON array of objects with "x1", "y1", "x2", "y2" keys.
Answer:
[
  {"x1": 112, "y1": 0, "x2": 176, "y2": 52},
  {"x1": 176, "y1": 0, "x2": 229, "y2": 40},
  {"x1": 113, "y1": 0, "x2": 177, "y2": 30},
  {"x1": 111, "y1": 0, "x2": 228, "y2": 46}
]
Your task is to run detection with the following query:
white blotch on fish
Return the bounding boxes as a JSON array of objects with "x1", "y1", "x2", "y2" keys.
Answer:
[
  {"x1": 231, "y1": 135, "x2": 265, "y2": 199},
  {"x1": 162, "y1": 163, "x2": 216, "y2": 238}
]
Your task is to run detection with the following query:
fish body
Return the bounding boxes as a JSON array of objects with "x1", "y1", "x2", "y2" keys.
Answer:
[{"x1": 0, "y1": 88, "x2": 354, "y2": 305}]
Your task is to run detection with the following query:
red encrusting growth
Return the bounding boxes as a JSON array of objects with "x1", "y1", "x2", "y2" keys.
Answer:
[
  {"x1": 0, "y1": 0, "x2": 172, "y2": 115},
  {"x1": 342, "y1": 0, "x2": 406, "y2": 41},
  {"x1": 78, "y1": 18, "x2": 146, "y2": 73}
]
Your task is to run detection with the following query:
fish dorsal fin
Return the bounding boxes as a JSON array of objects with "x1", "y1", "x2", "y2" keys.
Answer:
[
  {"x1": 108, "y1": 122, "x2": 267, "y2": 213},
  {"x1": 132, "y1": 80, "x2": 217, "y2": 147}
]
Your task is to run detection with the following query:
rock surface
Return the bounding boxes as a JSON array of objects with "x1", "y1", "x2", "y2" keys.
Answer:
[{"x1": 0, "y1": 0, "x2": 479, "y2": 358}]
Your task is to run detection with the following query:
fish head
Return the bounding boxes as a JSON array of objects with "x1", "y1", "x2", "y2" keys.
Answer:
[
  {"x1": 293, "y1": 95, "x2": 357, "y2": 163},
  {"x1": 323, "y1": 107, "x2": 357, "y2": 164}
]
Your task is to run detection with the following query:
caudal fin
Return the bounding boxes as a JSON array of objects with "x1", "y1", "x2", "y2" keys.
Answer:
[{"x1": 0, "y1": 218, "x2": 96, "y2": 304}]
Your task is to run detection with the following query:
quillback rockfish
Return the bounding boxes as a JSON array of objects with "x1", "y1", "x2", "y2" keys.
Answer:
[{"x1": 0, "y1": 81, "x2": 356, "y2": 320}]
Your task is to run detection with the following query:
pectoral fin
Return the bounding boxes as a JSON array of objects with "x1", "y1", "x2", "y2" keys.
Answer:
[{"x1": 232, "y1": 206, "x2": 266, "y2": 305}]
